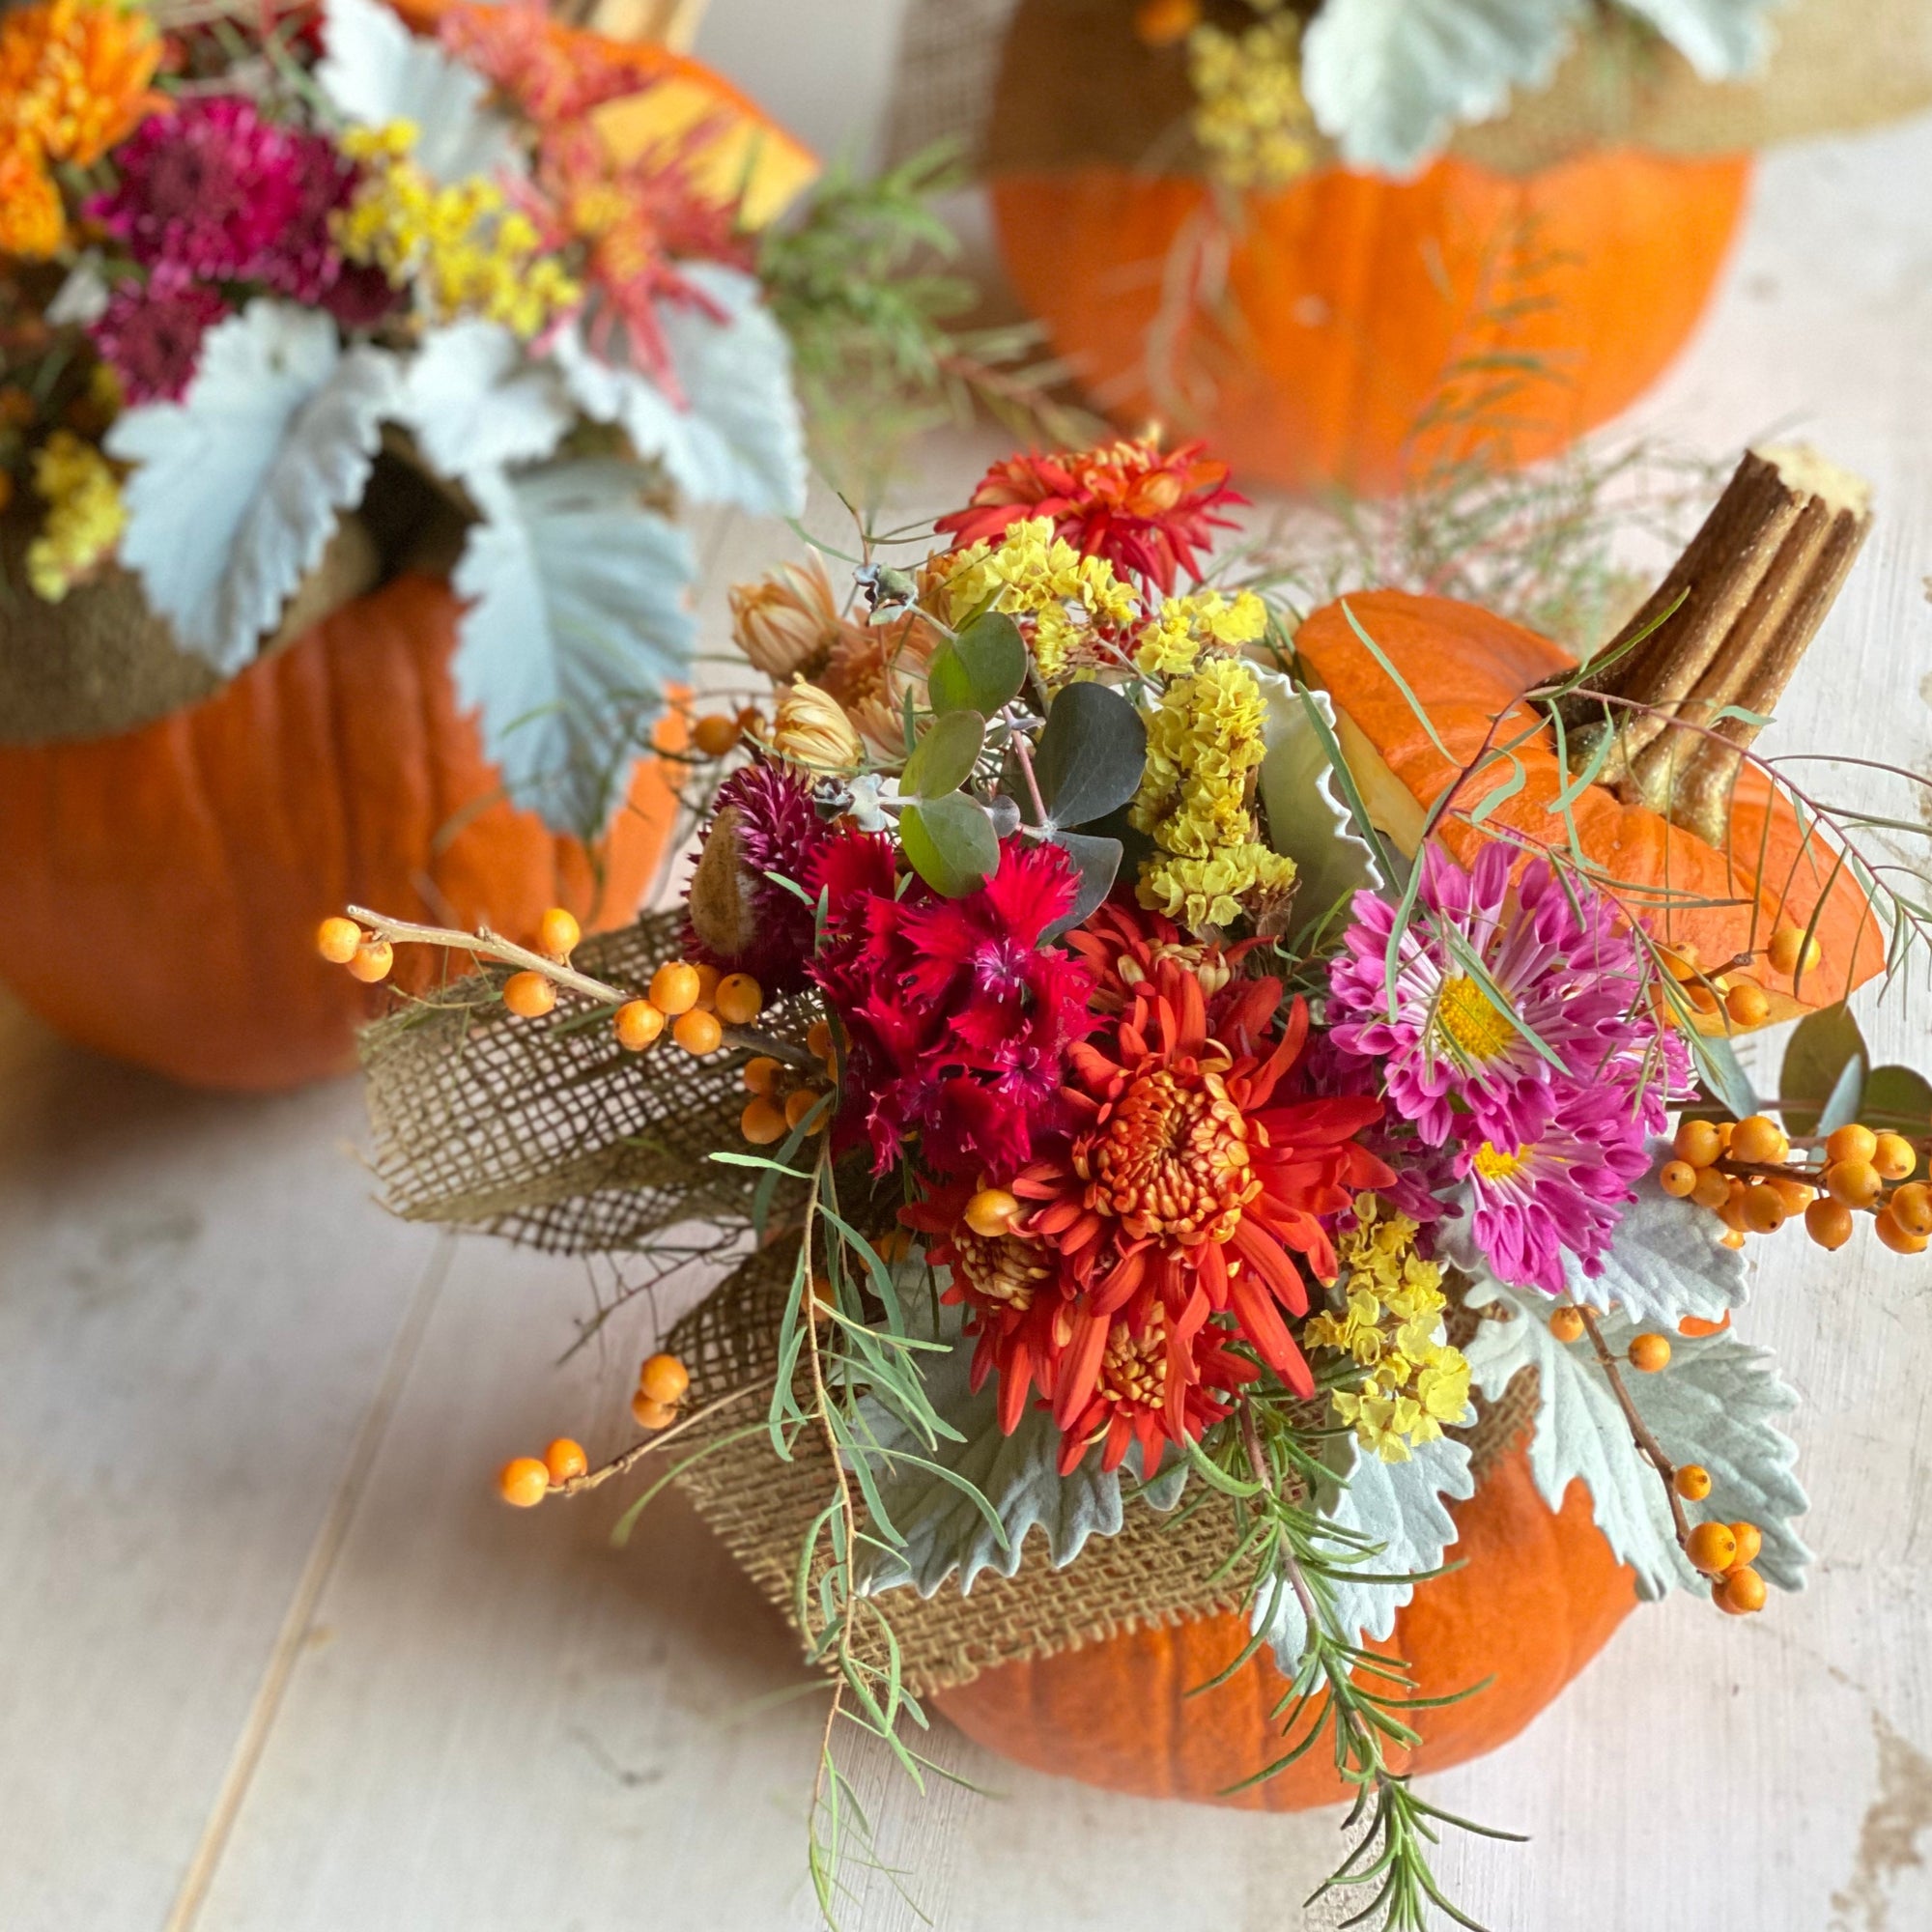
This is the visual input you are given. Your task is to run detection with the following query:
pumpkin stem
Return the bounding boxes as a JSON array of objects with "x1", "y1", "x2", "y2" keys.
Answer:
[{"x1": 1556, "y1": 444, "x2": 1872, "y2": 845}]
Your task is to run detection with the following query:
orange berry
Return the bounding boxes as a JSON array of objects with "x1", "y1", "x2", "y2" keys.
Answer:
[
  {"x1": 1768, "y1": 925, "x2": 1822, "y2": 977},
  {"x1": 1769, "y1": 1177, "x2": 1816, "y2": 1215},
  {"x1": 784, "y1": 1087, "x2": 826, "y2": 1132},
  {"x1": 1629, "y1": 1332, "x2": 1671, "y2": 1373},
  {"x1": 743, "y1": 1055, "x2": 783, "y2": 1094},
  {"x1": 1719, "y1": 1183, "x2": 1751, "y2": 1235},
  {"x1": 1875, "y1": 1206, "x2": 1928, "y2": 1256},
  {"x1": 714, "y1": 973, "x2": 763, "y2": 1025},
  {"x1": 543, "y1": 1437, "x2": 587, "y2": 1485},
  {"x1": 808, "y1": 1272, "x2": 837, "y2": 1325},
  {"x1": 673, "y1": 1008, "x2": 724, "y2": 1056},
  {"x1": 631, "y1": 1391, "x2": 676, "y2": 1431},
  {"x1": 1134, "y1": 0, "x2": 1200, "y2": 49},
  {"x1": 613, "y1": 999, "x2": 665, "y2": 1050},
  {"x1": 649, "y1": 960, "x2": 701, "y2": 1016},
  {"x1": 497, "y1": 1457, "x2": 550, "y2": 1508},
  {"x1": 1674, "y1": 1120, "x2": 1722, "y2": 1168},
  {"x1": 1804, "y1": 1197, "x2": 1855, "y2": 1250},
  {"x1": 873, "y1": 1228, "x2": 913, "y2": 1266},
  {"x1": 692, "y1": 963, "x2": 722, "y2": 1007},
  {"x1": 965, "y1": 1187, "x2": 1022, "y2": 1238},
  {"x1": 503, "y1": 970, "x2": 556, "y2": 1018},
  {"x1": 1673, "y1": 1464, "x2": 1713, "y2": 1501},
  {"x1": 807, "y1": 1017, "x2": 834, "y2": 1059},
  {"x1": 1721, "y1": 1229, "x2": 1747, "y2": 1249},
  {"x1": 1891, "y1": 1181, "x2": 1932, "y2": 1238},
  {"x1": 1660, "y1": 1159, "x2": 1698, "y2": 1199},
  {"x1": 1686, "y1": 980, "x2": 1720, "y2": 1015},
  {"x1": 1873, "y1": 1132, "x2": 1917, "y2": 1181},
  {"x1": 348, "y1": 937, "x2": 394, "y2": 983},
  {"x1": 1717, "y1": 1566, "x2": 1767, "y2": 1615},
  {"x1": 741, "y1": 1096, "x2": 788, "y2": 1145},
  {"x1": 1691, "y1": 1166, "x2": 1732, "y2": 1212},
  {"x1": 1731, "y1": 1115, "x2": 1788, "y2": 1166},
  {"x1": 317, "y1": 916, "x2": 362, "y2": 964},
  {"x1": 1727, "y1": 1520, "x2": 1763, "y2": 1570},
  {"x1": 1827, "y1": 1123, "x2": 1877, "y2": 1167},
  {"x1": 693, "y1": 712, "x2": 742, "y2": 758},
  {"x1": 639, "y1": 1352, "x2": 690, "y2": 1405},
  {"x1": 1741, "y1": 1184, "x2": 1786, "y2": 1236},
  {"x1": 1827, "y1": 1159, "x2": 1883, "y2": 1209},
  {"x1": 1548, "y1": 1306, "x2": 1585, "y2": 1345},
  {"x1": 1724, "y1": 980, "x2": 1771, "y2": 1028},
  {"x1": 1686, "y1": 1520, "x2": 1738, "y2": 1576},
  {"x1": 537, "y1": 906, "x2": 580, "y2": 961}
]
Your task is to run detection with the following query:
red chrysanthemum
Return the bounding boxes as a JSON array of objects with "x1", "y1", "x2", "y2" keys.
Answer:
[
  {"x1": 933, "y1": 438, "x2": 1244, "y2": 594},
  {"x1": 909, "y1": 911, "x2": 1393, "y2": 1473},
  {"x1": 809, "y1": 834, "x2": 1097, "y2": 1179}
]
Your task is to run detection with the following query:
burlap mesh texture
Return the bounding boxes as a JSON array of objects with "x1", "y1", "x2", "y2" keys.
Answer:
[{"x1": 667, "y1": 1237, "x2": 1540, "y2": 1696}]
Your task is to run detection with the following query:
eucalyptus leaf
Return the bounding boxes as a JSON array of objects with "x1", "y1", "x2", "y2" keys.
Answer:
[
  {"x1": 1864, "y1": 1067, "x2": 1932, "y2": 1176},
  {"x1": 928, "y1": 611, "x2": 1027, "y2": 716},
  {"x1": 1692, "y1": 1030, "x2": 1759, "y2": 1122},
  {"x1": 1781, "y1": 1004, "x2": 1869, "y2": 1138},
  {"x1": 900, "y1": 793, "x2": 1000, "y2": 897},
  {"x1": 1043, "y1": 831, "x2": 1123, "y2": 939},
  {"x1": 1033, "y1": 681, "x2": 1148, "y2": 830},
  {"x1": 900, "y1": 709, "x2": 985, "y2": 800}
]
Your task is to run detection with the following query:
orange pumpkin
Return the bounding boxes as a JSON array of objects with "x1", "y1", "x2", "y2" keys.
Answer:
[
  {"x1": 990, "y1": 148, "x2": 1751, "y2": 496},
  {"x1": 1292, "y1": 588, "x2": 1886, "y2": 1024},
  {"x1": 937, "y1": 1441, "x2": 1637, "y2": 1806},
  {"x1": 0, "y1": 575, "x2": 678, "y2": 1092}
]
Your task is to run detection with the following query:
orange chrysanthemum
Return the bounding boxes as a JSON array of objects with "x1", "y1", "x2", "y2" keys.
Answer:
[
  {"x1": 0, "y1": 0, "x2": 163, "y2": 170},
  {"x1": 0, "y1": 135, "x2": 66, "y2": 259}
]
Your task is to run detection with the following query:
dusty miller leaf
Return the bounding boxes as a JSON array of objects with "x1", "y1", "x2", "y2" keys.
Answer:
[
  {"x1": 1438, "y1": 1146, "x2": 1749, "y2": 1326},
  {"x1": 1302, "y1": 0, "x2": 1584, "y2": 176},
  {"x1": 1462, "y1": 1284, "x2": 1809, "y2": 1599},
  {"x1": 1254, "y1": 1432, "x2": 1474, "y2": 1669},
  {"x1": 452, "y1": 461, "x2": 696, "y2": 838},
  {"x1": 318, "y1": 0, "x2": 516, "y2": 182},
  {"x1": 1617, "y1": 0, "x2": 1780, "y2": 79},
  {"x1": 1254, "y1": 672, "x2": 1380, "y2": 926},
  {"x1": 107, "y1": 300, "x2": 399, "y2": 673},
  {"x1": 397, "y1": 321, "x2": 573, "y2": 485},
  {"x1": 551, "y1": 265, "x2": 807, "y2": 519},
  {"x1": 856, "y1": 1294, "x2": 1185, "y2": 1598}
]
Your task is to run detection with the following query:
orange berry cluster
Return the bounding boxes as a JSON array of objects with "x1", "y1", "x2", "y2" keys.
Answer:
[
  {"x1": 740, "y1": 1015, "x2": 838, "y2": 1146},
  {"x1": 497, "y1": 1435, "x2": 588, "y2": 1509},
  {"x1": 1676, "y1": 1489, "x2": 1769, "y2": 1615},
  {"x1": 632, "y1": 1350, "x2": 689, "y2": 1432},
  {"x1": 316, "y1": 914, "x2": 395, "y2": 985},
  {"x1": 614, "y1": 958, "x2": 764, "y2": 1061},
  {"x1": 1658, "y1": 925, "x2": 1821, "y2": 1033},
  {"x1": 1662, "y1": 1115, "x2": 1928, "y2": 1256}
]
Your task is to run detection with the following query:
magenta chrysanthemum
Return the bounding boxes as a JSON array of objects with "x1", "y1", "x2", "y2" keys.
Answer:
[
  {"x1": 87, "y1": 98, "x2": 352, "y2": 298},
  {"x1": 1327, "y1": 845, "x2": 1673, "y2": 1148},
  {"x1": 88, "y1": 270, "x2": 229, "y2": 403}
]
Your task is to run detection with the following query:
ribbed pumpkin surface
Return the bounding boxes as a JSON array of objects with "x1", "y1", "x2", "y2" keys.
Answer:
[
  {"x1": 0, "y1": 575, "x2": 677, "y2": 1091},
  {"x1": 935, "y1": 1442, "x2": 1637, "y2": 1808},
  {"x1": 991, "y1": 149, "x2": 1751, "y2": 495}
]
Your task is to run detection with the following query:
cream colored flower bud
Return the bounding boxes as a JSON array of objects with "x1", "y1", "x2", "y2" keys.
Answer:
[
  {"x1": 771, "y1": 678, "x2": 864, "y2": 775},
  {"x1": 728, "y1": 552, "x2": 841, "y2": 681}
]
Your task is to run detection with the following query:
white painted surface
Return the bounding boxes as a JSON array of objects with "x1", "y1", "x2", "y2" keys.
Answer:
[{"x1": 5, "y1": 91, "x2": 1932, "y2": 1932}]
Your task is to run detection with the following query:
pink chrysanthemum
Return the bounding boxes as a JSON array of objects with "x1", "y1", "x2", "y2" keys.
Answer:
[
  {"x1": 1455, "y1": 1084, "x2": 1653, "y2": 1294},
  {"x1": 87, "y1": 97, "x2": 352, "y2": 298},
  {"x1": 88, "y1": 270, "x2": 228, "y2": 403},
  {"x1": 1327, "y1": 844, "x2": 1676, "y2": 1149}
]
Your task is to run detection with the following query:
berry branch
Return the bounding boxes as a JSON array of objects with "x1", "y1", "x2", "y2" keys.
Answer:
[
  {"x1": 548, "y1": 1378, "x2": 771, "y2": 1498},
  {"x1": 1577, "y1": 1307, "x2": 1690, "y2": 1546}
]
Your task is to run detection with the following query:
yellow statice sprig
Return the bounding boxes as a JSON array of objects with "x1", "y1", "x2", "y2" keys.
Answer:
[
  {"x1": 1186, "y1": 4, "x2": 1318, "y2": 192},
  {"x1": 26, "y1": 430, "x2": 126, "y2": 601},
  {"x1": 1131, "y1": 651, "x2": 1294, "y2": 930},
  {"x1": 932, "y1": 516, "x2": 1142, "y2": 688},
  {"x1": 1305, "y1": 1196, "x2": 1473, "y2": 1463},
  {"x1": 1131, "y1": 585, "x2": 1268, "y2": 678},
  {"x1": 335, "y1": 122, "x2": 582, "y2": 339}
]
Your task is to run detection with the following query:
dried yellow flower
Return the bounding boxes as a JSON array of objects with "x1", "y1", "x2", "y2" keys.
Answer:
[{"x1": 770, "y1": 677, "x2": 863, "y2": 776}]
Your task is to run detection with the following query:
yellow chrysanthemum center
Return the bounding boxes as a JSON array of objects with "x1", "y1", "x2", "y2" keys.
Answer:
[
  {"x1": 952, "y1": 1222, "x2": 1052, "y2": 1313},
  {"x1": 1075, "y1": 1063, "x2": 1261, "y2": 1244},
  {"x1": 1097, "y1": 1304, "x2": 1169, "y2": 1412},
  {"x1": 1472, "y1": 1141, "x2": 1528, "y2": 1183},
  {"x1": 1306, "y1": 1195, "x2": 1472, "y2": 1462},
  {"x1": 1435, "y1": 975, "x2": 1518, "y2": 1063}
]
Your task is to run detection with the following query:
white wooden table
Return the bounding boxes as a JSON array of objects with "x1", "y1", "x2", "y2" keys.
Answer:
[{"x1": 7, "y1": 111, "x2": 1932, "y2": 1932}]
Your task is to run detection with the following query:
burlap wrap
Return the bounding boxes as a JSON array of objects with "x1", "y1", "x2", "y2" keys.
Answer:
[
  {"x1": 663, "y1": 1236, "x2": 1540, "y2": 1695},
  {"x1": 887, "y1": 0, "x2": 1932, "y2": 179}
]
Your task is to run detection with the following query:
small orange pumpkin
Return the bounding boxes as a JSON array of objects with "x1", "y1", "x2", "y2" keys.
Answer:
[
  {"x1": 991, "y1": 149, "x2": 1750, "y2": 497},
  {"x1": 937, "y1": 1441, "x2": 1636, "y2": 1806},
  {"x1": 0, "y1": 575, "x2": 678, "y2": 1091},
  {"x1": 1293, "y1": 587, "x2": 1885, "y2": 1024}
]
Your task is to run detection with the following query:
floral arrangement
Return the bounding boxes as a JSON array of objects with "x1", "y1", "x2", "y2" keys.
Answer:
[{"x1": 336, "y1": 434, "x2": 1932, "y2": 1928}]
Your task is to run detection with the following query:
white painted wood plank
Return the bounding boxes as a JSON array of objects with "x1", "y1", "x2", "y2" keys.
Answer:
[{"x1": 0, "y1": 1001, "x2": 440, "y2": 1932}]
